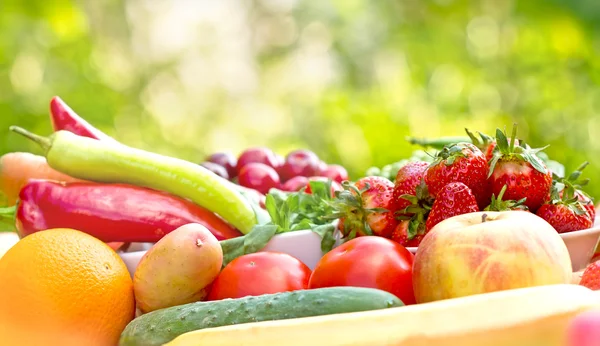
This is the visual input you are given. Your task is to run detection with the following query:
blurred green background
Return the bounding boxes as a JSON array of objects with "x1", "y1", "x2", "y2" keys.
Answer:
[{"x1": 2, "y1": 0, "x2": 600, "y2": 199}]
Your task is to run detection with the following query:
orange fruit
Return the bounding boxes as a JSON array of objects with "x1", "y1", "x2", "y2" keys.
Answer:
[{"x1": 0, "y1": 228, "x2": 135, "y2": 346}]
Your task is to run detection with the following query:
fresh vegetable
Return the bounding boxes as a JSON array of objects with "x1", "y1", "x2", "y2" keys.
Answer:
[
  {"x1": 308, "y1": 236, "x2": 416, "y2": 305},
  {"x1": 406, "y1": 135, "x2": 471, "y2": 150},
  {"x1": 119, "y1": 287, "x2": 403, "y2": 346},
  {"x1": 205, "y1": 152, "x2": 237, "y2": 179},
  {"x1": 413, "y1": 211, "x2": 572, "y2": 304},
  {"x1": 9, "y1": 127, "x2": 258, "y2": 234},
  {"x1": 134, "y1": 224, "x2": 223, "y2": 313},
  {"x1": 328, "y1": 177, "x2": 398, "y2": 239},
  {"x1": 237, "y1": 162, "x2": 281, "y2": 195},
  {"x1": 318, "y1": 164, "x2": 349, "y2": 183},
  {"x1": 207, "y1": 252, "x2": 311, "y2": 301},
  {"x1": 579, "y1": 260, "x2": 600, "y2": 291},
  {"x1": 0, "y1": 152, "x2": 85, "y2": 207},
  {"x1": 278, "y1": 149, "x2": 320, "y2": 182},
  {"x1": 425, "y1": 142, "x2": 490, "y2": 209},
  {"x1": 161, "y1": 284, "x2": 600, "y2": 346},
  {"x1": 424, "y1": 182, "x2": 479, "y2": 231},
  {"x1": 488, "y1": 125, "x2": 552, "y2": 212},
  {"x1": 219, "y1": 179, "x2": 338, "y2": 266},
  {"x1": 49, "y1": 96, "x2": 117, "y2": 142},
  {"x1": 1, "y1": 179, "x2": 242, "y2": 242}
]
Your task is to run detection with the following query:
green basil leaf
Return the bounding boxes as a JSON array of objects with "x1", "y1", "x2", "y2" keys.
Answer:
[
  {"x1": 310, "y1": 223, "x2": 337, "y2": 253},
  {"x1": 243, "y1": 224, "x2": 279, "y2": 254}
]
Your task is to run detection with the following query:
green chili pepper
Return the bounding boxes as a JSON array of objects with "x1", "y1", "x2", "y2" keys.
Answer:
[
  {"x1": 405, "y1": 135, "x2": 471, "y2": 150},
  {"x1": 9, "y1": 126, "x2": 258, "y2": 234}
]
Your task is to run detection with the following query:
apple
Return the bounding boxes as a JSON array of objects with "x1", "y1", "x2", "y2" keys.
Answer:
[{"x1": 412, "y1": 211, "x2": 573, "y2": 304}]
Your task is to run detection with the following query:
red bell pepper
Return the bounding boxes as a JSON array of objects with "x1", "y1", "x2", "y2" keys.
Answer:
[
  {"x1": 49, "y1": 96, "x2": 118, "y2": 142},
  {"x1": 1, "y1": 179, "x2": 243, "y2": 243}
]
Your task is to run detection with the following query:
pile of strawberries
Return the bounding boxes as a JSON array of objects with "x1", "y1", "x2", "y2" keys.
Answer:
[{"x1": 331, "y1": 125, "x2": 596, "y2": 248}]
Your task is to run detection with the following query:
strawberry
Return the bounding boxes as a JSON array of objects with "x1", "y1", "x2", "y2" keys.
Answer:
[
  {"x1": 424, "y1": 142, "x2": 490, "y2": 209},
  {"x1": 328, "y1": 177, "x2": 398, "y2": 239},
  {"x1": 535, "y1": 184, "x2": 593, "y2": 233},
  {"x1": 425, "y1": 182, "x2": 479, "y2": 231},
  {"x1": 484, "y1": 185, "x2": 529, "y2": 212},
  {"x1": 488, "y1": 125, "x2": 552, "y2": 212},
  {"x1": 555, "y1": 161, "x2": 595, "y2": 221},
  {"x1": 390, "y1": 161, "x2": 430, "y2": 214},
  {"x1": 580, "y1": 260, "x2": 600, "y2": 291},
  {"x1": 390, "y1": 220, "x2": 425, "y2": 247},
  {"x1": 465, "y1": 128, "x2": 519, "y2": 162}
]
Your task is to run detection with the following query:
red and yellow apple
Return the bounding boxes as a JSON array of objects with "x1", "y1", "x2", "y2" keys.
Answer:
[{"x1": 413, "y1": 211, "x2": 572, "y2": 304}]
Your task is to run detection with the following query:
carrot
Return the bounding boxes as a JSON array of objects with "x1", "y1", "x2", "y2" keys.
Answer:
[{"x1": 0, "y1": 152, "x2": 86, "y2": 207}]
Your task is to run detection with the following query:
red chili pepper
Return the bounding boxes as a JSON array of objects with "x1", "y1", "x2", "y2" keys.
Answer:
[
  {"x1": 2, "y1": 179, "x2": 243, "y2": 243},
  {"x1": 49, "y1": 96, "x2": 118, "y2": 142}
]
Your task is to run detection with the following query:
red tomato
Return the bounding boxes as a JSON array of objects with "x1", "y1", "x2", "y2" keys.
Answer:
[
  {"x1": 308, "y1": 236, "x2": 416, "y2": 305},
  {"x1": 207, "y1": 252, "x2": 311, "y2": 300}
]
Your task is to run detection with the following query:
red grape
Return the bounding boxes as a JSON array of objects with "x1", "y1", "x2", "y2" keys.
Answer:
[
  {"x1": 236, "y1": 147, "x2": 280, "y2": 174},
  {"x1": 279, "y1": 150, "x2": 320, "y2": 181},
  {"x1": 200, "y1": 161, "x2": 229, "y2": 180},
  {"x1": 319, "y1": 164, "x2": 349, "y2": 183},
  {"x1": 281, "y1": 176, "x2": 310, "y2": 192},
  {"x1": 206, "y1": 152, "x2": 237, "y2": 179},
  {"x1": 237, "y1": 162, "x2": 281, "y2": 195}
]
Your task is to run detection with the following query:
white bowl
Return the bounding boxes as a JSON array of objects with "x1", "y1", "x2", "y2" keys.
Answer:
[{"x1": 118, "y1": 217, "x2": 600, "y2": 277}]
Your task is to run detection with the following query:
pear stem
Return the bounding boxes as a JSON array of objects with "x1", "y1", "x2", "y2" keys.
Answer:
[{"x1": 9, "y1": 126, "x2": 51, "y2": 153}]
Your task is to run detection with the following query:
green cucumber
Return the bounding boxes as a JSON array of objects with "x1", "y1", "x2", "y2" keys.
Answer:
[{"x1": 119, "y1": 287, "x2": 403, "y2": 346}]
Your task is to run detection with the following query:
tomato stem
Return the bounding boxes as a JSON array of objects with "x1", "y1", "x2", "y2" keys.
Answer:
[{"x1": 9, "y1": 126, "x2": 51, "y2": 153}]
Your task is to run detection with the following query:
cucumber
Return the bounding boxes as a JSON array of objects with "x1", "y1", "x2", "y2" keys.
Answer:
[{"x1": 119, "y1": 287, "x2": 403, "y2": 346}]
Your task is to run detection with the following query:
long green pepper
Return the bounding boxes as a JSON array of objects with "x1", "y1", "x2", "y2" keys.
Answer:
[{"x1": 9, "y1": 126, "x2": 258, "y2": 234}]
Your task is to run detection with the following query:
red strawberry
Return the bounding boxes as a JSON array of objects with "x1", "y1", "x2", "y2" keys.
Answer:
[
  {"x1": 329, "y1": 177, "x2": 398, "y2": 239},
  {"x1": 424, "y1": 142, "x2": 490, "y2": 209},
  {"x1": 580, "y1": 260, "x2": 600, "y2": 290},
  {"x1": 390, "y1": 161, "x2": 430, "y2": 214},
  {"x1": 465, "y1": 128, "x2": 520, "y2": 162},
  {"x1": 488, "y1": 125, "x2": 552, "y2": 212},
  {"x1": 425, "y1": 182, "x2": 479, "y2": 231},
  {"x1": 390, "y1": 220, "x2": 425, "y2": 247},
  {"x1": 536, "y1": 185, "x2": 593, "y2": 233},
  {"x1": 484, "y1": 185, "x2": 529, "y2": 212},
  {"x1": 556, "y1": 161, "x2": 596, "y2": 221}
]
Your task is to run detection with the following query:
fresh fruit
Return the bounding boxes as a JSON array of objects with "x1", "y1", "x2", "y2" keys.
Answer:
[
  {"x1": 237, "y1": 162, "x2": 281, "y2": 195},
  {"x1": 319, "y1": 164, "x2": 349, "y2": 183},
  {"x1": 390, "y1": 161, "x2": 430, "y2": 213},
  {"x1": 206, "y1": 152, "x2": 237, "y2": 179},
  {"x1": 488, "y1": 126, "x2": 552, "y2": 212},
  {"x1": 10, "y1": 126, "x2": 259, "y2": 235},
  {"x1": 308, "y1": 236, "x2": 416, "y2": 305},
  {"x1": 133, "y1": 224, "x2": 223, "y2": 313},
  {"x1": 465, "y1": 128, "x2": 520, "y2": 162},
  {"x1": 484, "y1": 185, "x2": 528, "y2": 212},
  {"x1": 413, "y1": 211, "x2": 573, "y2": 304},
  {"x1": 424, "y1": 142, "x2": 490, "y2": 209},
  {"x1": 330, "y1": 177, "x2": 398, "y2": 239},
  {"x1": 279, "y1": 149, "x2": 320, "y2": 181},
  {"x1": 199, "y1": 161, "x2": 229, "y2": 180},
  {"x1": 579, "y1": 260, "x2": 600, "y2": 291},
  {"x1": 160, "y1": 284, "x2": 600, "y2": 346},
  {"x1": 236, "y1": 147, "x2": 280, "y2": 174},
  {"x1": 536, "y1": 198, "x2": 593, "y2": 234},
  {"x1": 0, "y1": 152, "x2": 85, "y2": 206},
  {"x1": 424, "y1": 182, "x2": 479, "y2": 231},
  {"x1": 207, "y1": 252, "x2": 310, "y2": 300},
  {"x1": 0, "y1": 228, "x2": 134, "y2": 346},
  {"x1": 566, "y1": 309, "x2": 600, "y2": 346},
  {"x1": 390, "y1": 220, "x2": 424, "y2": 247},
  {"x1": 120, "y1": 287, "x2": 403, "y2": 346},
  {"x1": 555, "y1": 161, "x2": 596, "y2": 221}
]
